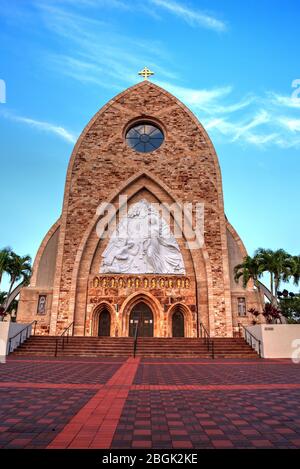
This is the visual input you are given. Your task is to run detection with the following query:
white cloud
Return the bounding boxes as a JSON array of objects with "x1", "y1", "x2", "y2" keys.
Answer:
[
  {"x1": 203, "y1": 115, "x2": 281, "y2": 148},
  {"x1": 268, "y1": 92, "x2": 300, "y2": 109},
  {"x1": 158, "y1": 81, "x2": 257, "y2": 116},
  {"x1": 231, "y1": 110, "x2": 270, "y2": 141},
  {"x1": 36, "y1": 2, "x2": 173, "y2": 88},
  {"x1": 245, "y1": 133, "x2": 280, "y2": 146},
  {"x1": 48, "y1": 54, "x2": 122, "y2": 90},
  {"x1": 157, "y1": 81, "x2": 232, "y2": 109},
  {"x1": 149, "y1": 0, "x2": 227, "y2": 32},
  {"x1": 145, "y1": 80, "x2": 300, "y2": 149},
  {"x1": 202, "y1": 106, "x2": 300, "y2": 149},
  {"x1": 278, "y1": 117, "x2": 300, "y2": 132},
  {"x1": 3, "y1": 1, "x2": 299, "y2": 150},
  {"x1": 1, "y1": 111, "x2": 77, "y2": 144}
]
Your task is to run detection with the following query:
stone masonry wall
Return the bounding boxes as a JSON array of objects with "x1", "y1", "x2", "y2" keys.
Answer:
[{"x1": 50, "y1": 81, "x2": 232, "y2": 336}]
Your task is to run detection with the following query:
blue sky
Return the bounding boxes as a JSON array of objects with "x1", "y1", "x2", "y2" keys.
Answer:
[{"x1": 0, "y1": 0, "x2": 299, "y2": 290}]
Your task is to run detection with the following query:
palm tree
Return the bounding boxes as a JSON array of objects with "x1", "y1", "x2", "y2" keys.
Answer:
[
  {"x1": 0, "y1": 290, "x2": 8, "y2": 320},
  {"x1": 0, "y1": 291, "x2": 7, "y2": 306},
  {"x1": 254, "y1": 248, "x2": 294, "y2": 303},
  {"x1": 4, "y1": 252, "x2": 32, "y2": 312},
  {"x1": 0, "y1": 247, "x2": 12, "y2": 287},
  {"x1": 234, "y1": 255, "x2": 262, "y2": 289},
  {"x1": 291, "y1": 255, "x2": 300, "y2": 287}
]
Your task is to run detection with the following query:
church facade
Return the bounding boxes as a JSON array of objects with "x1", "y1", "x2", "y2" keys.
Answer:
[{"x1": 18, "y1": 78, "x2": 264, "y2": 338}]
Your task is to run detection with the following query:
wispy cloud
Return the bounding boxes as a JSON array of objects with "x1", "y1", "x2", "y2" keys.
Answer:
[
  {"x1": 47, "y1": 54, "x2": 122, "y2": 90},
  {"x1": 157, "y1": 81, "x2": 300, "y2": 149},
  {"x1": 268, "y1": 91, "x2": 300, "y2": 109},
  {"x1": 2, "y1": 1, "x2": 299, "y2": 150},
  {"x1": 156, "y1": 81, "x2": 257, "y2": 115},
  {"x1": 231, "y1": 110, "x2": 271, "y2": 142},
  {"x1": 278, "y1": 117, "x2": 300, "y2": 132},
  {"x1": 157, "y1": 81, "x2": 232, "y2": 108},
  {"x1": 204, "y1": 115, "x2": 279, "y2": 147},
  {"x1": 149, "y1": 0, "x2": 227, "y2": 32},
  {"x1": 36, "y1": 2, "x2": 173, "y2": 88},
  {"x1": 1, "y1": 110, "x2": 77, "y2": 144},
  {"x1": 203, "y1": 111, "x2": 300, "y2": 149}
]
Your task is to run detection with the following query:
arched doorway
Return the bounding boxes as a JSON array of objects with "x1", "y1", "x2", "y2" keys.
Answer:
[
  {"x1": 98, "y1": 309, "x2": 111, "y2": 336},
  {"x1": 172, "y1": 309, "x2": 185, "y2": 337},
  {"x1": 129, "y1": 302, "x2": 154, "y2": 337}
]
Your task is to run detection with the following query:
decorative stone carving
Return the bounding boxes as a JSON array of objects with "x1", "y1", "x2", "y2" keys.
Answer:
[
  {"x1": 100, "y1": 200, "x2": 185, "y2": 274},
  {"x1": 91, "y1": 275, "x2": 190, "y2": 290},
  {"x1": 90, "y1": 274, "x2": 191, "y2": 292}
]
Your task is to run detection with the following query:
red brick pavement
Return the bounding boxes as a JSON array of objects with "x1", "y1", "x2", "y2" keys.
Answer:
[
  {"x1": 134, "y1": 361, "x2": 300, "y2": 385},
  {"x1": 48, "y1": 357, "x2": 140, "y2": 449},
  {"x1": 111, "y1": 388, "x2": 300, "y2": 449},
  {"x1": 131, "y1": 384, "x2": 300, "y2": 390},
  {"x1": 0, "y1": 387, "x2": 97, "y2": 448},
  {"x1": 1, "y1": 357, "x2": 300, "y2": 449},
  {"x1": 1, "y1": 359, "x2": 124, "y2": 384},
  {"x1": 0, "y1": 382, "x2": 101, "y2": 390}
]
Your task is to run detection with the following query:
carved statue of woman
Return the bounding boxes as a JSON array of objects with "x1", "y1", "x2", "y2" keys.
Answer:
[
  {"x1": 100, "y1": 200, "x2": 185, "y2": 274},
  {"x1": 144, "y1": 214, "x2": 184, "y2": 274}
]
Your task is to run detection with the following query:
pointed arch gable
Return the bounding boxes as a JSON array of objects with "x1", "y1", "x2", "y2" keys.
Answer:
[
  {"x1": 69, "y1": 171, "x2": 212, "y2": 335},
  {"x1": 49, "y1": 79, "x2": 233, "y2": 338},
  {"x1": 70, "y1": 170, "x2": 217, "y2": 283},
  {"x1": 62, "y1": 81, "x2": 223, "y2": 204},
  {"x1": 55, "y1": 82, "x2": 224, "y2": 305},
  {"x1": 70, "y1": 170, "x2": 205, "y2": 277}
]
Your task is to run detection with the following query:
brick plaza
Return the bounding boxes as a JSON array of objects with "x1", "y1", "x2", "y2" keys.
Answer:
[{"x1": 1, "y1": 357, "x2": 300, "y2": 449}]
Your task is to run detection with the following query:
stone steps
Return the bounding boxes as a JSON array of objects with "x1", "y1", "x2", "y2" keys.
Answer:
[{"x1": 12, "y1": 336, "x2": 259, "y2": 359}]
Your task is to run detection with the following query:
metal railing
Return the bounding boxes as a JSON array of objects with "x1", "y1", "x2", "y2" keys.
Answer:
[
  {"x1": 133, "y1": 321, "x2": 139, "y2": 358},
  {"x1": 55, "y1": 322, "x2": 74, "y2": 357},
  {"x1": 238, "y1": 323, "x2": 262, "y2": 358},
  {"x1": 200, "y1": 322, "x2": 214, "y2": 359},
  {"x1": 8, "y1": 320, "x2": 37, "y2": 354}
]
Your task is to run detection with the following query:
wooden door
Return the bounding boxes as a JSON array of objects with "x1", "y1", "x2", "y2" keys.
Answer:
[
  {"x1": 172, "y1": 310, "x2": 184, "y2": 337},
  {"x1": 98, "y1": 310, "x2": 111, "y2": 336},
  {"x1": 129, "y1": 303, "x2": 154, "y2": 337}
]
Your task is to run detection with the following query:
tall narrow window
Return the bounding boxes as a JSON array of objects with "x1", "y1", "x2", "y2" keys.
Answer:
[{"x1": 237, "y1": 297, "x2": 247, "y2": 317}]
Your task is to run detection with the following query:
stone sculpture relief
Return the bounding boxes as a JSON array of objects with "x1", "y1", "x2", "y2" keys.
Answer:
[{"x1": 100, "y1": 199, "x2": 185, "y2": 274}]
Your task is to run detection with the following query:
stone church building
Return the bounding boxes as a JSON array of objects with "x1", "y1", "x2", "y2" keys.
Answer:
[{"x1": 18, "y1": 77, "x2": 263, "y2": 338}]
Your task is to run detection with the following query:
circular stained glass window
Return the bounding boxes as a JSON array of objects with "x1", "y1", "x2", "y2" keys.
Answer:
[{"x1": 126, "y1": 122, "x2": 164, "y2": 153}]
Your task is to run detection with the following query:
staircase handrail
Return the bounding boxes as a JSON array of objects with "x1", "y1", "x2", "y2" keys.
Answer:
[
  {"x1": 133, "y1": 321, "x2": 139, "y2": 358},
  {"x1": 199, "y1": 322, "x2": 214, "y2": 359},
  {"x1": 55, "y1": 322, "x2": 74, "y2": 357},
  {"x1": 238, "y1": 323, "x2": 262, "y2": 358},
  {"x1": 8, "y1": 320, "x2": 37, "y2": 354},
  {"x1": 200, "y1": 322, "x2": 209, "y2": 342}
]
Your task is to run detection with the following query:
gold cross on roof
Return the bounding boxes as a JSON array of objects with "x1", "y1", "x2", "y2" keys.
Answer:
[{"x1": 138, "y1": 67, "x2": 154, "y2": 80}]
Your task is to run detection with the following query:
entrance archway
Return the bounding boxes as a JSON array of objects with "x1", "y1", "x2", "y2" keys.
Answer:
[
  {"x1": 172, "y1": 309, "x2": 185, "y2": 337},
  {"x1": 98, "y1": 309, "x2": 111, "y2": 336},
  {"x1": 129, "y1": 302, "x2": 154, "y2": 337},
  {"x1": 168, "y1": 303, "x2": 193, "y2": 338}
]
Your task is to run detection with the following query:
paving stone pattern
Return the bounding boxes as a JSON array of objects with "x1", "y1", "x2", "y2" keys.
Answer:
[{"x1": 1, "y1": 357, "x2": 300, "y2": 449}]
